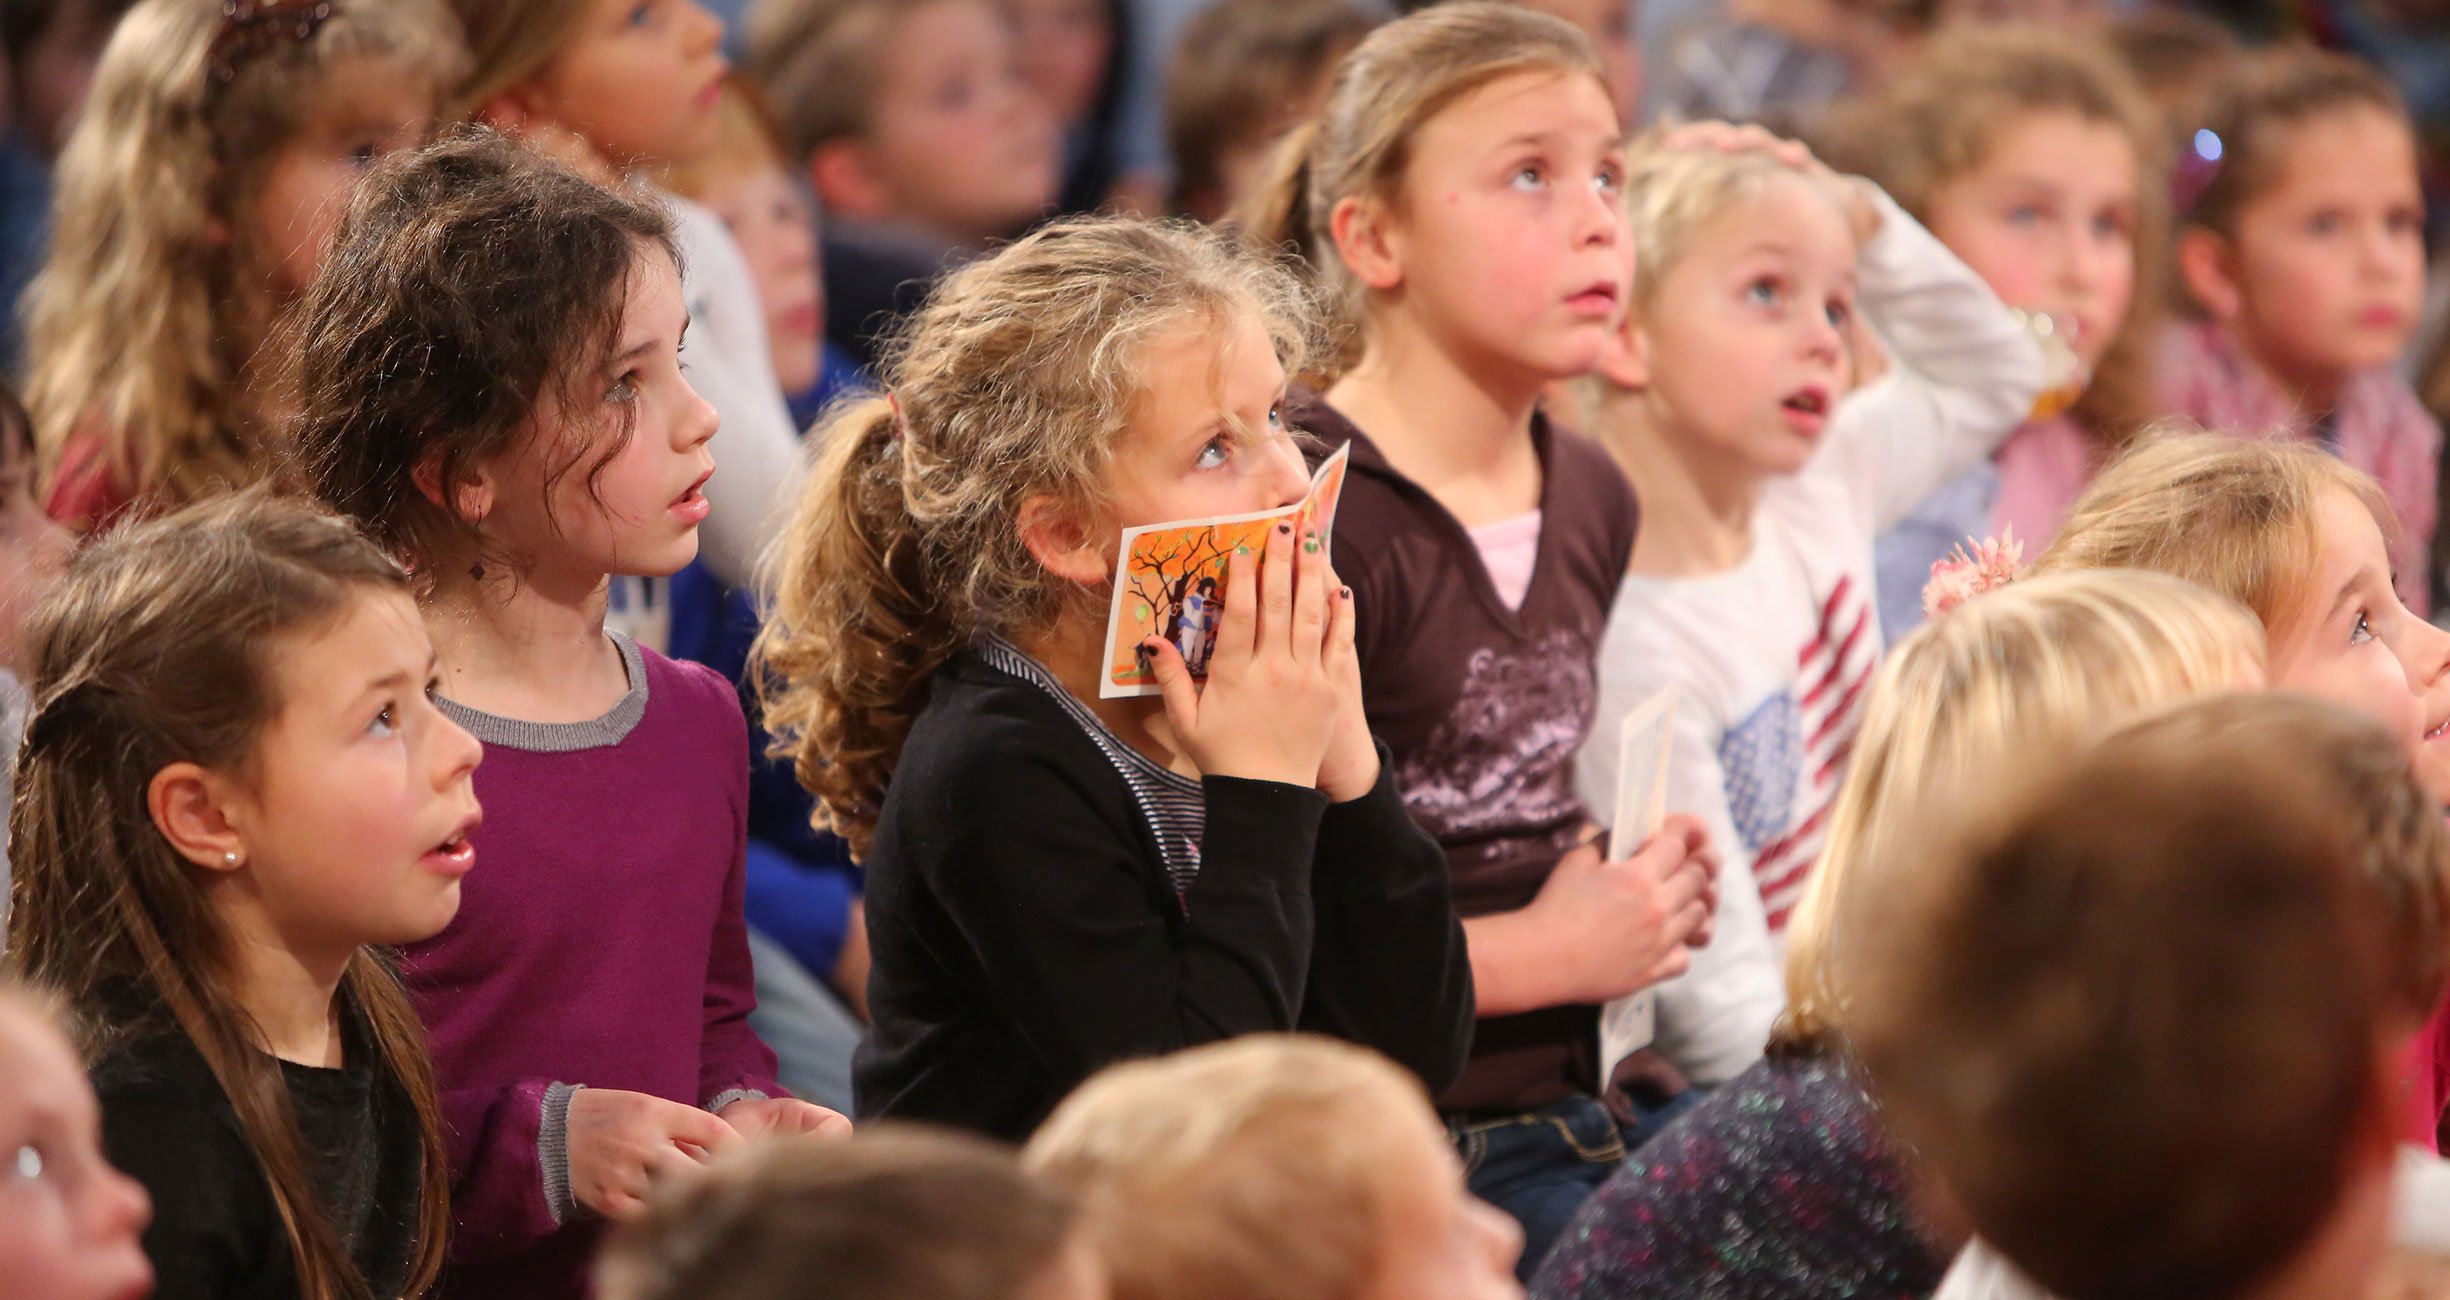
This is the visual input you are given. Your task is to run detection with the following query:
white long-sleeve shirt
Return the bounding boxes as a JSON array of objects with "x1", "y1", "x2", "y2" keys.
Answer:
[{"x1": 1575, "y1": 188, "x2": 2044, "y2": 1086}]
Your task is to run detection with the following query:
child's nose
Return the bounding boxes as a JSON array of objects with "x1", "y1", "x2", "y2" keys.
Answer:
[
  {"x1": 683, "y1": 0, "x2": 724, "y2": 58},
  {"x1": 678, "y1": 386, "x2": 721, "y2": 450},
  {"x1": 434, "y1": 712, "x2": 484, "y2": 785},
  {"x1": 92, "y1": 1162, "x2": 151, "y2": 1240},
  {"x1": 1265, "y1": 437, "x2": 1310, "y2": 509}
]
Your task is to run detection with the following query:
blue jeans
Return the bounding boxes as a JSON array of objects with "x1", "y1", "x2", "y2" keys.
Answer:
[
  {"x1": 1455, "y1": 1096, "x2": 1629, "y2": 1281},
  {"x1": 1455, "y1": 1089, "x2": 1704, "y2": 1280}
]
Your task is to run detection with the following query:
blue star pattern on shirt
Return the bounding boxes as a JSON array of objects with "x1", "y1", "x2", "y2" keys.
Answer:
[{"x1": 1719, "y1": 691, "x2": 1800, "y2": 855}]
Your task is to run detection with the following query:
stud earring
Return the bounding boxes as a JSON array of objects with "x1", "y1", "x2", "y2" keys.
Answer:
[{"x1": 222, "y1": 850, "x2": 241, "y2": 868}]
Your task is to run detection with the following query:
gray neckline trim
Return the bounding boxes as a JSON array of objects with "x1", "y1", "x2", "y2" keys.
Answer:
[{"x1": 435, "y1": 632, "x2": 649, "y2": 753}]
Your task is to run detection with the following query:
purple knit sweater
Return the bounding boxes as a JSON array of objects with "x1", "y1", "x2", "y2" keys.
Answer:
[{"x1": 405, "y1": 635, "x2": 782, "y2": 1300}]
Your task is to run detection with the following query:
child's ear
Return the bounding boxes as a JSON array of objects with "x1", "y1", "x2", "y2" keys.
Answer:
[
  {"x1": 412, "y1": 454, "x2": 493, "y2": 524},
  {"x1": 1597, "y1": 314, "x2": 1652, "y2": 390},
  {"x1": 1327, "y1": 194, "x2": 1406, "y2": 293},
  {"x1": 146, "y1": 762, "x2": 251, "y2": 875},
  {"x1": 2176, "y1": 226, "x2": 2243, "y2": 321},
  {"x1": 474, "y1": 88, "x2": 536, "y2": 135},
  {"x1": 808, "y1": 145, "x2": 891, "y2": 223},
  {"x1": 1017, "y1": 495, "x2": 1109, "y2": 587}
]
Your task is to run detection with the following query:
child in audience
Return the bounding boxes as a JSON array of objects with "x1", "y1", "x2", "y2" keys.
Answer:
[
  {"x1": 750, "y1": 215, "x2": 1474, "y2": 1143},
  {"x1": 600, "y1": 1128, "x2": 1107, "y2": 1300},
  {"x1": 746, "y1": 0, "x2": 1061, "y2": 371},
  {"x1": 0, "y1": 983, "x2": 155, "y2": 1300},
  {"x1": 1847, "y1": 694, "x2": 2450, "y2": 1300},
  {"x1": 1164, "y1": 0, "x2": 1382, "y2": 225},
  {"x1": 451, "y1": 0, "x2": 808, "y2": 597},
  {"x1": 1832, "y1": 25, "x2": 2168, "y2": 637},
  {"x1": 2033, "y1": 432, "x2": 2450, "y2": 1150},
  {"x1": 2100, "y1": 9, "x2": 2240, "y2": 134},
  {"x1": 293, "y1": 133, "x2": 847, "y2": 1300},
  {"x1": 1571, "y1": 122, "x2": 2039, "y2": 1079},
  {"x1": 1237, "y1": 5, "x2": 1723, "y2": 1267},
  {"x1": 1535, "y1": 568, "x2": 2267, "y2": 1300},
  {"x1": 664, "y1": 77, "x2": 857, "y2": 425},
  {"x1": 1027, "y1": 1035, "x2": 1525, "y2": 1300},
  {"x1": 0, "y1": 0, "x2": 138, "y2": 369},
  {"x1": 6, "y1": 492, "x2": 470, "y2": 1300},
  {"x1": 1003, "y1": 0, "x2": 1149, "y2": 214},
  {"x1": 2163, "y1": 47, "x2": 2440, "y2": 615},
  {"x1": 24, "y1": 0, "x2": 463, "y2": 534}
]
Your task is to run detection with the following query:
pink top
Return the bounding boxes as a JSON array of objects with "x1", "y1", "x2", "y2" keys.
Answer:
[
  {"x1": 1468, "y1": 509, "x2": 1544, "y2": 612},
  {"x1": 2160, "y1": 319, "x2": 2441, "y2": 615},
  {"x1": 1987, "y1": 414, "x2": 2101, "y2": 551}
]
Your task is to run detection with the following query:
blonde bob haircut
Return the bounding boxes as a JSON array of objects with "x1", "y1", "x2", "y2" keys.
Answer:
[
  {"x1": 1618, "y1": 140, "x2": 1834, "y2": 317},
  {"x1": 1025, "y1": 1035, "x2": 1436, "y2": 1300},
  {"x1": 1779, "y1": 568, "x2": 2265, "y2": 1050},
  {"x1": 2032, "y1": 428, "x2": 2394, "y2": 635}
]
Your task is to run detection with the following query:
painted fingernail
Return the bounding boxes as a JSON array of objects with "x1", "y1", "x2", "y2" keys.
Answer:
[
  {"x1": 1340, "y1": 586, "x2": 1353, "y2": 600},
  {"x1": 1276, "y1": 521, "x2": 1293, "y2": 536},
  {"x1": 1303, "y1": 536, "x2": 1320, "y2": 554}
]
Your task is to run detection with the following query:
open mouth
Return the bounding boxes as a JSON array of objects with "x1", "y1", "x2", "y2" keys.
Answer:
[
  {"x1": 2426, "y1": 716, "x2": 2449, "y2": 743},
  {"x1": 1781, "y1": 388, "x2": 1830, "y2": 418},
  {"x1": 673, "y1": 468, "x2": 714, "y2": 509},
  {"x1": 428, "y1": 812, "x2": 480, "y2": 870}
]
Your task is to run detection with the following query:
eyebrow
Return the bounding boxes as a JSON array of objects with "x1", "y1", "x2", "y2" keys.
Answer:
[
  {"x1": 612, "y1": 312, "x2": 694, "y2": 369},
  {"x1": 1496, "y1": 129, "x2": 1626, "y2": 154},
  {"x1": 351, "y1": 652, "x2": 440, "y2": 703}
]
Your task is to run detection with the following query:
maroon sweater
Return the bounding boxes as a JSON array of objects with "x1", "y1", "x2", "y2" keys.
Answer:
[
  {"x1": 1296, "y1": 394, "x2": 1641, "y2": 1115},
  {"x1": 408, "y1": 635, "x2": 781, "y2": 1300}
]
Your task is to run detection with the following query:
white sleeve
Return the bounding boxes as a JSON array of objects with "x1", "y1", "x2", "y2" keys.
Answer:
[
  {"x1": 1646, "y1": 691, "x2": 1782, "y2": 1085},
  {"x1": 1933, "y1": 1242, "x2": 2063, "y2": 1300},
  {"x1": 1830, "y1": 186, "x2": 2046, "y2": 533},
  {"x1": 667, "y1": 195, "x2": 811, "y2": 589}
]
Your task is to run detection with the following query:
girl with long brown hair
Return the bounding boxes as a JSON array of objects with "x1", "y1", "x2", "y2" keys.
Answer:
[{"x1": 6, "y1": 491, "x2": 471, "y2": 1300}]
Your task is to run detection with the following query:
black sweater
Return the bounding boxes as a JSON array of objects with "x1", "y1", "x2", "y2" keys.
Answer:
[
  {"x1": 853, "y1": 650, "x2": 1477, "y2": 1140},
  {"x1": 92, "y1": 1015, "x2": 425, "y2": 1300}
]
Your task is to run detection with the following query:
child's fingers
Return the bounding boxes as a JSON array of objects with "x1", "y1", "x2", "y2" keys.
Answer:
[
  {"x1": 671, "y1": 1103, "x2": 744, "y2": 1153},
  {"x1": 1291, "y1": 525, "x2": 1329, "y2": 662},
  {"x1": 1258, "y1": 519, "x2": 1297, "y2": 657},
  {"x1": 1325, "y1": 574, "x2": 1359, "y2": 673},
  {"x1": 1143, "y1": 637, "x2": 1202, "y2": 734}
]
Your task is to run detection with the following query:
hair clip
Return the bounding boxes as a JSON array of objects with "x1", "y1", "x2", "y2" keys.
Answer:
[
  {"x1": 1922, "y1": 528, "x2": 2023, "y2": 621},
  {"x1": 2172, "y1": 128, "x2": 2224, "y2": 218},
  {"x1": 885, "y1": 392, "x2": 907, "y2": 445},
  {"x1": 208, "y1": 0, "x2": 337, "y2": 87}
]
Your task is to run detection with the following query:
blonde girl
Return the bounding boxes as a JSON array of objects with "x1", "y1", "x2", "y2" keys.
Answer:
[
  {"x1": 1540, "y1": 569, "x2": 2266, "y2": 1300},
  {"x1": 7, "y1": 492, "x2": 469, "y2": 1300},
  {"x1": 750, "y1": 216, "x2": 1474, "y2": 1149},
  {"x1": 2034, "y1": 430, "x2": 2450, "y2": 1152},
  {"x1": 24, "y1": 0, "x2": 464, "y2": 534},
  {"x1": 1235, "y1": 5, "x2": 1722, "y2": 1266},
  {"x1": 449, "y1": 0, "x2": 807, "y2": 596},
  {"x1": 294, "y1": 133, "x2": 847, "y2": 1300},
  {"x1": 1567, "y1": 121, "x2": 2039, "y2": 1126},
  {"x1": 2162, "y1": 47, "x2": 2438, "y2": 615},
  {"x1": 1830, "y1": 25, "x2": 2169, "y2": 635}
]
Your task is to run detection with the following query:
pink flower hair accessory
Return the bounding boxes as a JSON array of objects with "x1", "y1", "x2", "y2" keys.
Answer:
[{"x1": 1922, "y1": 527, "x2": 2024, "y2": 620}]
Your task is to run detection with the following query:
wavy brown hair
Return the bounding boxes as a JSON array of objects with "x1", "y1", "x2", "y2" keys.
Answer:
[
  {"x1": 1231, "y1": 1, "x2": 1601, "y2": 372},
  {"x1": 750, "y1": 215, "x2": 1315, "y2": 858},
  {"x1": 23, "y1": 0, "x2": 464, "y2": 526},
  {"x1": 5, "y1": 490, "x2": 452, "y2": 1300},
  {"x1": 291, "y1": 128, "x2": 678, "y2": 582},
  {"x1": 1819, "y1": 24, "x2": 2170, "y2": 451}
]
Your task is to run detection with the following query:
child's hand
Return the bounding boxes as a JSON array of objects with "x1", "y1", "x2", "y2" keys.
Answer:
[
  {"x1": 565, "y1": 1088, "x2": 743, "y2": 1221},
  {"x1": 717, "y1": 1096, "x2": 854, "y2": 1142},
  {"x1": 1657, "y1": 119, "x2": 1883, "y2": 245},
  {"x1": 1143, "y1": 517, "x2": 1345, "y2": 788},
  {"x1": 1528, "y1": 814, "x2": 1719, "y2": 1003},
  {"x1": 1313, "y1": 563, "x2": 1381, "y2": 802}
]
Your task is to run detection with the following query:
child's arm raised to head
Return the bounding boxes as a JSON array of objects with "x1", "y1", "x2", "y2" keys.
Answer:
[{"x1": 1831, "y1": 182, "x2": 2047, "y2": 531}]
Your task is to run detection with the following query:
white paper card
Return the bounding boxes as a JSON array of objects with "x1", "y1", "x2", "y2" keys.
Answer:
[{"x1": 1598, "y1": 685, "x2": 1680, "y2": 1081}]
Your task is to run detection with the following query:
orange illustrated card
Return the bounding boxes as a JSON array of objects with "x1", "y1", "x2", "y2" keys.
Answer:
[{"x1": 1098, "y1": 443, "x2": 1352, "y2": 699}]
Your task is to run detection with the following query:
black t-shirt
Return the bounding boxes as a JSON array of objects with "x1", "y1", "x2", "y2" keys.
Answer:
[{"x1": 91, "y1": 1013, "x2": 425, "y2": 1300}]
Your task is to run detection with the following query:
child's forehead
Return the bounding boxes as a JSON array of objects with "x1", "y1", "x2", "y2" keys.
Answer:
[
  {"x1": 1675, "y1": 173, "x2": 1855, "y2": 274},
  {"x1": 2253, "y1": 104, "x2": 2418, "y2": 200}
]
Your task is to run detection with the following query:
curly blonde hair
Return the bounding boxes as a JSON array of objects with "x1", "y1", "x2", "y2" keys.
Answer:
[
  {"x1": 751, "y1": 216, "x2": 1317, "y2": 858},
  {"x1": 23, "y1": 0, "x2": 465, "y2": 525}
]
